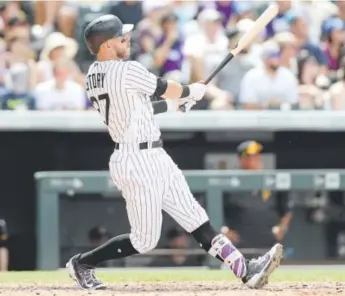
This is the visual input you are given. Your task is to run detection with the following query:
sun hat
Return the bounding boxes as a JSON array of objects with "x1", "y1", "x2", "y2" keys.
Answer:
[{"x1": 39, "y1": 32, "x2": 78, "y2": 61}]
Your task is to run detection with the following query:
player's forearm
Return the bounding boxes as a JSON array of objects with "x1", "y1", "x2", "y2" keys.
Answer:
[
  {"x1": 161, "y1": 80, "x2": 186, "y2": 100},
  {"x1": 279, "y1": 211, "x2": 293, "y2": 233},
  {"x1": 152, "y1": 100, "x2": 178, "y2": 115}
]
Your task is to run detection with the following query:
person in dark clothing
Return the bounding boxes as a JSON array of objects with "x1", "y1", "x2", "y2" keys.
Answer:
[
  {"x1": 110, "y1": 1, "x2": 143, "y2": 28},
  {"x1": 149, "y1": 227, "x2": 204, "y2": 267},
  {"x1": 0, "y1": 219, "x2": 8, "y2": 271},
  {"x1": 222, "y1": 141, "x2": 293, "y2": 251}
]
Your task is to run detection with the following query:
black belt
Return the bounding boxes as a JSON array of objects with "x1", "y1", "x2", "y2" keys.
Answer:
[{"x1": 114, "y1": 139, "x2": 163, "y2": 150}]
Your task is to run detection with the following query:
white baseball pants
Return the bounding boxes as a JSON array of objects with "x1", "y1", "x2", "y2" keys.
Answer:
[{"x1": 109, "y1": 146, "x2": 209, "y2": 254}]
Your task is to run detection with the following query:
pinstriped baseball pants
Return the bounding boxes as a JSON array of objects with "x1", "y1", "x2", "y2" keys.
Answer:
[{"x1": 109, "y1": 147, "x2": 209, "y2": 254}]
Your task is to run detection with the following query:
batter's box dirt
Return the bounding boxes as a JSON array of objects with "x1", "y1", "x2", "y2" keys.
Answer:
[{"x1": 1, "y1": 282, "x2": 345, "y2": 296}]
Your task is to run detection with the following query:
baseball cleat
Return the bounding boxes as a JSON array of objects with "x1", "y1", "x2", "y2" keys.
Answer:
[
  {"x1": 242, "y1": 243, "x2": 284, "y2": 289},
  {"x1": 66, "y1": 254, "x2": 106, "y2": 290}
]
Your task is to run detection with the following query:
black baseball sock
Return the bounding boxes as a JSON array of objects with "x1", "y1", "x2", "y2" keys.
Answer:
[
  {"x1": 79, "y1": 234, "x2": 138, "y2": 266},
  {"x1": 191, "y1": 221, "x2": 225, "y2": 263}
]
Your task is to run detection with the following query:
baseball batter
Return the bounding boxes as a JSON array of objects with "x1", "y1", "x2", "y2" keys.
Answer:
[{"x1": 66, "y1": 14, "x2": 283, "y2": 290}]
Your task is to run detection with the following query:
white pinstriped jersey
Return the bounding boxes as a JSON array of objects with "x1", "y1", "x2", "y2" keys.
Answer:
[
  {"x1": 85, "y1": 60, "x2": 161, "y2": 143},
  {"x1": 86, "y1": 59, "x2": 209, "y2": 255}
]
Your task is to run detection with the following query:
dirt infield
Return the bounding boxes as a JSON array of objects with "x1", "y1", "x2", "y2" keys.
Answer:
[{"x1": 2, "y1": 282, "x2": 345, "y2": 296}]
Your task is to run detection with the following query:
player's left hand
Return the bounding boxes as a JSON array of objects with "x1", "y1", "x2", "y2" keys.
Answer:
[{"x1": 188, "y1": 82, "x2": 207, "y2": 101}]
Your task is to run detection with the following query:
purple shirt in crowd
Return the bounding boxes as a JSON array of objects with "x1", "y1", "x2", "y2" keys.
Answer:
[
  {"x1": 324, "y1": 46, "x2": 340, "y2": 70},
  {"x1": 198, "y1": 1, "x2": 235, "y2": 27},
  {"x1": 215, "y1": 1, "x2": 235, "y2": 27},
  {"x1": 265, "y1": 13, "x2": 290, "y2": 38},
  {"x1": 156, "y1": 35, "x2": 184, "y2": 76}
]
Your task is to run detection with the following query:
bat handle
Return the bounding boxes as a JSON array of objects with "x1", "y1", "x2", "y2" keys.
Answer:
[{"x1": 204, "y1": 52, "x2": 234, "y2": 85}]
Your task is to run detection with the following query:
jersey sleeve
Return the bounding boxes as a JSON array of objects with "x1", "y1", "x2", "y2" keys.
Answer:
[{"x1": 124, "y1": 61, "x2": 157, "y2": 96}]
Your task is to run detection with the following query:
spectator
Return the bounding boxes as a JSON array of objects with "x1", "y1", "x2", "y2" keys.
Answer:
[
  {"x1": 149, "y1": 227, "x2": 203, "y2": 267},
  {"x1": 329, "y1": 60, "x2": 345, "y2": 110},
  {"x1": 199, "y1": 0, "x2": 238, "y2": 29},
  {"x1": 137, "y1": 1, "x2": 171, "y2": 72},
  {"x1": 0, "y1": 219, "x2": 8, "y2": 271},
  {"x1": 264, "y1": 0, "x2": 292, "y2": 38},
  {"x1": 222, "y1": 141, "x2": 293, "y2": 252},
  {"x1": 295, "y1": 0, "x2": 338, "y2": 44},
  {"x1": 239, "y1": 40, "x2": 298, "y2": 110},
  {"x1": 34, "y1": 1, "x2": 78, "y2": 38},
  {"x1": 4, "y1": 14, "x2": 30, "y2": 43},
  {"x1": 88, "y1": 226, "x2": 111, "y2": 248},
  {"x1": 153, "y1": 13, "x2": 185, "y2": 80},
  {"x1": 287, "y1": 10, "x2": 328, "y2": 72},
  {"x1": 183, "y1": 8, "x2": 228, "y2": 83},
  {"x1": 231, "y1": 1, "x2": 256, "y2": 24},
  {"x1": 173, "y1": 0, "x2": 199, "y2": 37},
  {"x1": 36, "y1": 32, "x2": 83, "y2": 85},
  {"x1": 210, "y1": 18, "x2": 261, "y2": 109},
  {"x1": 336, "y1": 0, "x2": 345, "y2": 22},
  {"x1": 322, "y1": 18, "x2": 345, "y2": 76},
  {"x1": 0, "y1": 37, "x2": 9, "y2": 99},
  {"x1": 1, "y1": 30, "x2": 37, "y2": 110},
  {"x1": 297, "y1": 52, "x2": 325, "y2": 110},
  {"x1": 110, "y1": 0, "x2": 143, "y2": 28},
  {"x1": 0, "y1": 2, "x2": 26, "y2": 36},
  {"x1": 274, "y1": 31, "x2": 298, "y2": 73},
  {"x1": 34, "y1": 58, "x2": 86, "y2": 111}
]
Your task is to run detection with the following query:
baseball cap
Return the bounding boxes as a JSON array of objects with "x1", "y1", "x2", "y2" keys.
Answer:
[
  {"x1": 323, "y1": 17, "x2": 345, "y2": 35},
  {"x1": 236, "y1": 19, "x2": 255, "y2": 33},
  {"x1": 237, "y1": 141, "x2": 263, "y2": 157},
  {"x1": 261, "y1": 40, "x2": 281, "y2": 59},
  {"x1": 198, "y1": 8, "x2": 223, "y2": 23},
  {"x1": 142, "y1": 1, "x2": 170, "y2": 15},
  {"x1": 285, "y1": 9, "x2": 304, "y2": 25},
  {"x1": 274, "y1": 31, "x2": 297, "y2": 46}
]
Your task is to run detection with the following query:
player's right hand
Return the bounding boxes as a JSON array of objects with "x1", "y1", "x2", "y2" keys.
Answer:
[
  {"x1": 177, "y1": 98, "x2": 196, "y2": 112},
  {"x1": 188, "y1": 82, "x2": 206, "y2": 101}
]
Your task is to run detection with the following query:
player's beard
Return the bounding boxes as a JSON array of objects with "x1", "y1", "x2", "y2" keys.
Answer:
[
  {"x1": 268, "y1": 63, "x2": 279, "y2": 71},
  {"x1": 118, "y1": 45, "x2": 131, "y2": 60}
]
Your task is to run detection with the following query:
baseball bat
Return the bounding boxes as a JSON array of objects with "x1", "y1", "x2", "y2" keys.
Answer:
[{"x1": 180, "y1": 4, "x2": 279, "y2": 111}]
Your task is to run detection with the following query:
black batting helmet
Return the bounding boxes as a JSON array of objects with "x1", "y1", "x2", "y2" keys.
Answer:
[{"x1": 84, "y1": 14, "x2": 134, "y2": 55}]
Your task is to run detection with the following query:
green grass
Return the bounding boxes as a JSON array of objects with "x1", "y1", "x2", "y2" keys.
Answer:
[{"x1": 0, "y1": 269, "x2": 344, "y2": 284}]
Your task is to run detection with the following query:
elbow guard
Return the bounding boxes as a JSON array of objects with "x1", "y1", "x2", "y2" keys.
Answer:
[
  {"x1": 153, "y1": 77, "x2": 168, "y2": 97},
  {"x1": 152, "y1": 101, "x2": 168, "y2": 115}
]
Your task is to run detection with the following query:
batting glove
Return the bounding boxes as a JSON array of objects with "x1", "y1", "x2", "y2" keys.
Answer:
[
  {"x1": 188, "y1": 82, "x2": 206, "y2": 101},
  {"x1": 177, "y1": 98, "x2": 196, "y2": 112}
]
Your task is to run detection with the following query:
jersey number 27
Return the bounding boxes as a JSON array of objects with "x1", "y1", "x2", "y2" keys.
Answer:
[{"x1": 90, "y1": 93, "x2": 110, "y2": 126}]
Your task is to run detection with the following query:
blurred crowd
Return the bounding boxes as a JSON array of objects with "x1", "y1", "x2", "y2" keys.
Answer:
[{"x1": 1, "y1": 0, "x2": 345, "y2": 111}]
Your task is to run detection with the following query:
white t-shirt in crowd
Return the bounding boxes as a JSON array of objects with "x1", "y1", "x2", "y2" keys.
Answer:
[
  {"x1": 35, "y1": 79, "x2": 86, "y2": 110},
  {"x1": 239, "y1": 66, "x2": 298, "y2": 107},
  {"x1": 183, "y1": 30, "x2": 229, "y2": 78}
]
